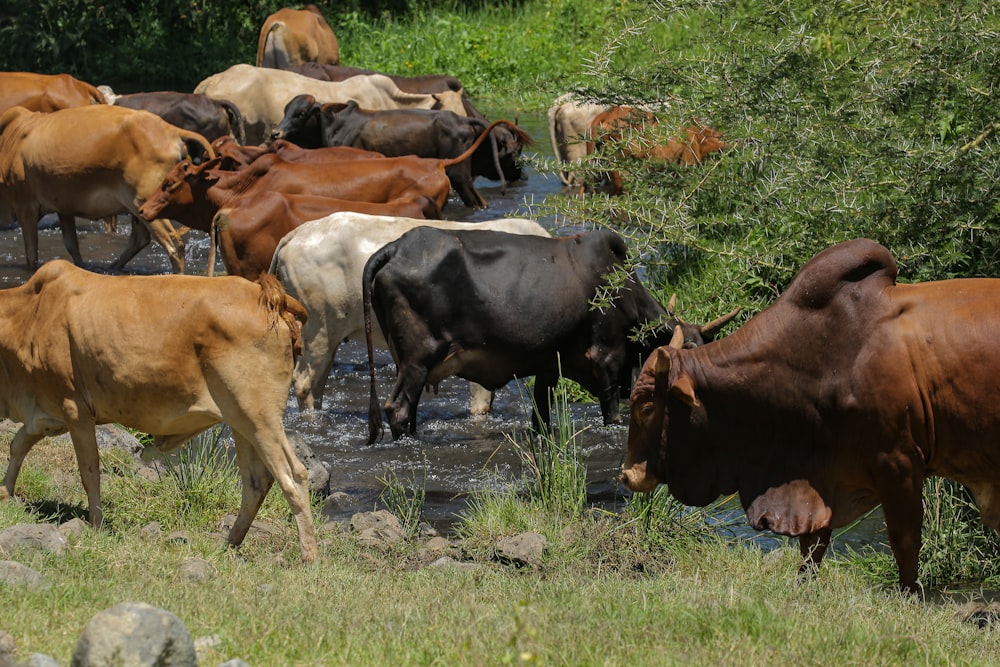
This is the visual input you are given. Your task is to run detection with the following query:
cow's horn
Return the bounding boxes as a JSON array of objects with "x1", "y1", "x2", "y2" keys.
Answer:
[
  {"x1": 669, "y1": 325, "x2": 685, "y2": 349},
  {"x1": 700, "y1": 307, "x2": 742, "y2": 338},
  {"x1": 666, "y1": 293, "x2": 677, "y2": 313}
]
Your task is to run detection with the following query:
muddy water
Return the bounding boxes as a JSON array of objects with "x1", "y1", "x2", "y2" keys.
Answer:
[{"x1": 0, "y1": 110, "x2": 887, "y2": 553}]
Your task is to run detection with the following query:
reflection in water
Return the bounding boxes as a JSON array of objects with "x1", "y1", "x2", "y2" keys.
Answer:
[{"x1": 0, "y1": 110, "x2": 888, "y2": 554}]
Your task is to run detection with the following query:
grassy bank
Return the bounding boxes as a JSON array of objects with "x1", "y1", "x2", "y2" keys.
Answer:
[{"x1": 3, "y1": 432, "x2": 1000, "y2": 665}]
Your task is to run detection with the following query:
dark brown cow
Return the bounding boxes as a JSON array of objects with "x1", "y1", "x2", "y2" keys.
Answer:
[
  {"x1": 212, "y1": 191, "x2": 440, "y2": 280},
  {"x1": 588, "y1": 106, "x2": 727, "y2": 194},
  {"x1": 110, "y1": 90, "x2": 245, "y2": 144},
  {"x1": 0, "y1": 72, "x2": 106, "y2": 113},
  {"x1": 256, "y1": 5, "x2": 339, "y2": 68},
  {"x1": 362, "y1": 227, "x2": 739, "y2": 441},
  {"x1": 272, "y1": 98, "x2": 531, "y2": 207},
  {"x1": 621, "y1": 238, "x2": 1000, "y2": 592}
]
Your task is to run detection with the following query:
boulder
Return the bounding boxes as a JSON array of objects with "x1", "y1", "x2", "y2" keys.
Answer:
[{"x1": 70, "y1": 602, "x2": 195, "y2": 667}]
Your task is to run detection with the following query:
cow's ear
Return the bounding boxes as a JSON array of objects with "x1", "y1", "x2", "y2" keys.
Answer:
[{"x1": 670, "y1": 373, "x2": 700, "y2": 408}]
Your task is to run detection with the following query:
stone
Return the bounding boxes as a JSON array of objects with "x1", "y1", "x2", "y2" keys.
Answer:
[
  {"x1": 70, "y1": 602, "x2": 196, "y2": 667},
  {"x1": 179, "y1": 557, "x2": 216, "y2": 584},
  {"x1": 22, "y1": 654, "x2": 62, "y2": 667},
  {"x1": 287, "y1": 431, "x2": 332, "y2": 498},
  {"x1": 0, "y1": 630, "x2": 15, "y2": 667},
  {"x1": 0, "y1": 560, "x2": 47, "y2": 591},
  {"x1": 351, "y1": 510, "x2": 405, "y2": 547},
  {"x1": 428, "y1": 556, "x2": 481, "y2": 571},
  {"x1": 59, "y1": 518, "x2": 90, "y2": 541},
  {"x1": 0, "y1": 524, "x2": 68, "y2": 556},
  {"x1": 495, "y1": 532, "x2": 547, "y2": 568}
]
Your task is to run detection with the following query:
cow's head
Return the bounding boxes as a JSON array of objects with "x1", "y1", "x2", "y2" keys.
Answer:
[
  {"x1": 139, "y1": 157, "x2": 222, "y2": 221},
  {"x1": 270, "y1": 94, "x2": 321, "y2": 144},
  {"x1": 472, "y1": 121, "x2": 533, "y2": 182},
  {"x1": 620, "y1": 329, "x2": 698, "y2": 494}
]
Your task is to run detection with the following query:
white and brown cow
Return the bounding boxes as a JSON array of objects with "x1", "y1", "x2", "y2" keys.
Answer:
[
  {"x1": 0, "y1": 261, "x2": 318, "y2": 562},
  {"x1": 268, "y1": 212, "x2": 551, "y2": 413},
  {"x1": 547, "y1": 93, "x2": 612, "y2": 186},
  {"x1": 194, "y1": 64, "x2": 466, "y2": 146},
  {"x1": 0, "y1": 104, "x2": 214, "y2": 273}
]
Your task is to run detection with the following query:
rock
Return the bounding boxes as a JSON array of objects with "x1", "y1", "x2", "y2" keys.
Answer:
[
  {"x1": 495, "y1": 532, "x2": 547, "y2": 568},
  {"x1": 287, "y1": 431, "x2": 332, "y2": 498},
  {"x1": 428, "y1": 556, "x2": 481, "y2": 571},
  {"x1": 179, "y1": 557, "x2": 216, "y2": 584},
  {"x1": 350, "y1": 510, "x2": 406, "y2": 547},
  {"x1": 0, "y1": 630, "x2": 15, "y2": 667},
  {"x1": 70, "y1": 602, "x2": 196, "y2": 667},
  {"x1": 21, "y1": 654, "x2": 61, "y2": 667},
  {"x1": 957, "y1": 601, "x2": 1000, "y2": 628},
  {"x1": 59, "y1": 518, "x2": 90, "y2": 541},
  {"x1": 95, "y1": 424, "x2": 143, "y2": 455},
  {"x1": 0, "y1": 561, "x2": 47, "y2": 591},
  {"x1": 217, "y1": 515, "x2": 282, "y2": 537},
  {"x1": 217, "y1": 660, "x2": 251, "y2": 667},
  {"x1": 321, "y1": 491, "x2": 354, "y2": 514},
  {"x1": 165, "y1": 531, "x2": 191, "y2": 545},
  {"x1": 0, "y1": 524, "x2": 68, "y2": 556},
  {"x1": 140, "y1": 522, "x2": 162, "y2": 539}
]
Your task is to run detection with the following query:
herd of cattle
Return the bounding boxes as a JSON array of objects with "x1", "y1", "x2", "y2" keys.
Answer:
[{"x1": 0, "y1": 4, "x2": 995, "y2": 592}]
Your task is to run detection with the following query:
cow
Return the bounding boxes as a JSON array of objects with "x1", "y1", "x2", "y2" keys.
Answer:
[
  {"x1": 256, "y1": 5, "x2": 340, "y2": 69},
  {"x1": 141, "y1": 120, "x2": 512, "y2": 224},
  {"x1": 269, "y1": 212, "x2": 554, "y2": 413},
  {"x1": 0, "y1": 260, "x2": 318, "y2": 562},
  {"x1": 272, "y1": 98, "x2": 532, "y2": 207},
  {"x1": 588, "y1": 106, "x2": 727, "y2": 194},
  {"x1": 361, "y1": 227, "x2": 739, "y2": 442},
  {"x1": 107, "y1": 90, "x2": 246, "y2": 145},
  {"x1": 619, "y1": 237, "x2": 1000, "y2": 593},
  {"x1": 0, "y1": 105, "x2": 214, "y2": 273},
  {"x1": 194, "y1": 64, "x2": 466, "y2": 145},
  {"x1": 211, "y1": 135, "x2": 383, "y2": 168},
  {"x1": 0, "y1": 71, "x2": 107, "y2": 114},
  {"x1": 212, "y1": 191, "x2": 440, "y2": 280},
  {"x1": 548, "y1": 93, "x2": 612, "y2": 186}
]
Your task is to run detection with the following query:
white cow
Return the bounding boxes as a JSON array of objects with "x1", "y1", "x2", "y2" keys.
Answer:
[
  {"x1": 269, "y1": 212, "x2": 550, "y2": 412},
  {"x1": 547, "y1": 93, "x2": 612, "y2": 187},
  {"x1": 194, "y1": 64, "x2": 467, "y2": 145}
]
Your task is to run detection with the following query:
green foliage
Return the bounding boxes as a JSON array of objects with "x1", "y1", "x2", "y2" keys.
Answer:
[
  {"x1": 919, "y1": 478, "x2": 1000, "y2": 587},
  {"x1": 377, "y1": 460, "x2": 427, "y2": 538}
]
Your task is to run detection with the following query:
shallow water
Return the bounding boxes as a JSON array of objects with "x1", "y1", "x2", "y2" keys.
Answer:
[{"x1": 0, "y1": 109, "x2": 888, "y2": 554}]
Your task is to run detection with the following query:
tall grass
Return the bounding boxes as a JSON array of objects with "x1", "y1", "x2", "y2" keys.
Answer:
[{"x1": 377, "y1": 459, "x2": 428, "y2": 538}]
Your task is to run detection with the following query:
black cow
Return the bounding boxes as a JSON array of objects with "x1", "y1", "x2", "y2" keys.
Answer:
[
  {"x1": 361, "y1": 227, "x2": 739, "y2": 442},
  {"x1": 272, "y1": 97, "x2": 531, "y2": 208},
  {"x1": 110, "y1": 90, "x2": 245, "y2": 145}
]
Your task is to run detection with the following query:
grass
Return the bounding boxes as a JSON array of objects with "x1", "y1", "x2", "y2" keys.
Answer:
[{"x1": 4, "y1": 431, "x2": 1000, "y2": 664}]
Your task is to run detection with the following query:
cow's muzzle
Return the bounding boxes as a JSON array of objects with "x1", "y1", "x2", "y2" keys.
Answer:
[{"x1": 620, "y1": 462, "x2": 659, "y2": 493}]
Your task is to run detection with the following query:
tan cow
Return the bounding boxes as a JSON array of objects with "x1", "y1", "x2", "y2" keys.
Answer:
[
  {"x1": 547, "y1": 93, "x2": 612, "y2": 186},
  {"x1": 194, "y1": 64, "x2": 466, "y2": 145},
  {"x1": 0, "y1": 71, "x2": 107, "y2": 114},
  {"x1": 0, "y1": 260, "x2": 319, "y2": 562},
  {"x1": 257, "y1": 5, "x2": 340, "y2": 68},
  {"x1": 0, "y1": 105, "x2": 214, "y2": 273}
]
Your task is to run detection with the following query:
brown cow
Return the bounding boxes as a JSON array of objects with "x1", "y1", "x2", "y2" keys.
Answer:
[
  {"x1": 621, "y1": 238, "x2": 1000, "y2": 592},
  {"x1": 141, "y1": 120, "x2": 513, "y2": 225},
  {"x1": 256, "y1": 5, "x2": 339, "y2": 68},
  {"x1": 211, "y1": 136, "x2": 384, "y2": 168},
  {"x1": 0, "y1": 260, "x2": 318, "y2": 562},
  {"x1": 588, "y1": 106, "x2": 726, "y2": 194},
  {"x1": 213, "y1": 191, "x2": 440, "y2": 280},
  {"x1": 0, "y1": 105, "x2": 214, "y2": 273},
  {"x1": 0, "y1": 71, "x2": 106, "y2": 114}
]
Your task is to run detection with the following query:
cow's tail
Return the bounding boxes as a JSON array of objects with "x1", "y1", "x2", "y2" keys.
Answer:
[
  {"x1": 257, "y1": 273, "x2": 308, "y2": 362},
  {"x1": 440, "y1": 119, "x2": 532, "y2": 170},
  {"x1": 362, "y1": 242, "x2": 400, "y2": 445},
  {"x1": 219, "y1": 100, "x2": 246, "y2": 145},
  {"x1": 256, "y1": 20, "x2": 281, "y2": 67}
]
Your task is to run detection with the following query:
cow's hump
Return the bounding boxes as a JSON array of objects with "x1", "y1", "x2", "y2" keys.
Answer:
[{"x1": 782, "y1": 238, "x2": 897, "y2": 310}]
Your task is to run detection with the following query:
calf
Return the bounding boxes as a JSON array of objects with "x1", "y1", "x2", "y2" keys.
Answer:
[
  {"x1": 362, "y1": 227, "x2": 739, "y2": 441},
  {"x1": 0, "y1": 261, "x2": 318, "y2": 562}
]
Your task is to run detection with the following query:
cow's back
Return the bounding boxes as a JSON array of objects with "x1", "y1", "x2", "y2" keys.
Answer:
[{"x1": 0, "y1": 72, "x2": 105, "y2": 114}]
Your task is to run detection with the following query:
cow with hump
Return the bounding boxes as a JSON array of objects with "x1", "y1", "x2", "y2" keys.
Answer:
[
  {"x1": 0, "y1": 104, "x2": 214, "y2": 273},
  {"x1": 0, "y1": 261, "x2": 318, "y2": 562},
  {"x1": 622, "y1": 238, "x2": 1000, "y2": 592},
  {"x1": 256, "y1": 5, "x2": 340, "y2": 68},
  {"x1": 269, "y1": 212, "x2": 552, "y2": 414},
  {"x1": 362, "y1": 227, "x2": 739, "y2": 442}
]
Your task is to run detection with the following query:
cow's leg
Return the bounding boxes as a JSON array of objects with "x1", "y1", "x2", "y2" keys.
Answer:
[
  {"x1": 110, "y1": 216, "x2": 152, "y2": 271},
  {"x1": 798, "y1": 527, "x2": 833, "y2": 575},
  {"x1": 468, "y1": 382, "x2": 494, "y2": 417},
  {"x1": 148, "y1": 217, "x2": 187, "y2": 274},
  {"x1": 1, "y1": 427, "x2": 46, "y2": 502},
  {"x1": 291, "y1": 318, "x2": 338, "y2": 411},
  {"x1": 385, "y1": 365, "x2": 427, "y2": 439},
  {"x1": 877, "y1": 461, "x2": 925, "y2": 594},
  {"x1": 67, "y1": 424, "x2": 103, "y2": 528},
  {"x1": 17, "y1": 210, "x2": 40, "y2": 270},
  {"x1": 231, "y1": 428, "x2": 318, "y2": 563},
  {"x1": 57, "y1": 214, "x2": 85, "y2": 265}
]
